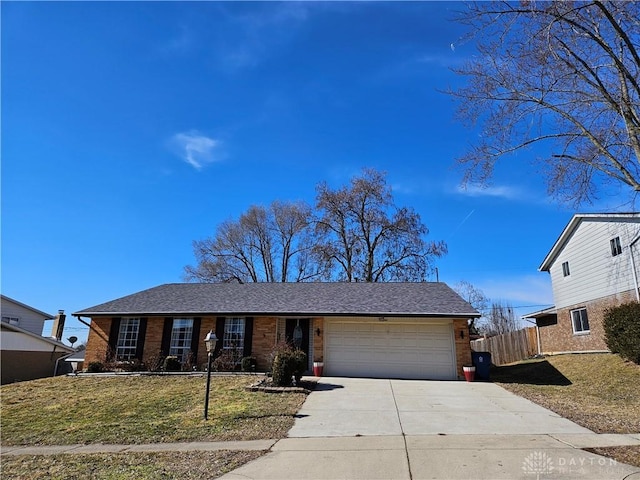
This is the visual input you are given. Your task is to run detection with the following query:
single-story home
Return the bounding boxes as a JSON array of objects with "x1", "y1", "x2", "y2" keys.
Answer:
[{"x1": 75, "y1": 282, "x2": 479, "y2": 380}]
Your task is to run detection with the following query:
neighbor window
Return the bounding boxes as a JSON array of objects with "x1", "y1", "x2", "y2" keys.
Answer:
[
  {"x1": 1, "y1": 316, "x2": 19, "y2": 326},
  {"x1": 571, "y1": 308, "x2": 590, "y2": 334},
  {"x1": 116, "y1": 317, "x2": 140, "y2": 360},
  {"x1": 223, "y1": 317, "x2": 245, "y2": 359},
  {"x1": 169, "y1": 318, "x2": 194, "y2": 362},
  {"x1": 610, "y1": 236, "x2": 622, "y2": 256},
  {"x1": 562, "y1": 261, "x2": 570, "y2": 277}
]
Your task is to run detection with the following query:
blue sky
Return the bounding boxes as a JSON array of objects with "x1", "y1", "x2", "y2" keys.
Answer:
[{"x1": 2, "y1": 2, "x2": 624, "y2": 343}]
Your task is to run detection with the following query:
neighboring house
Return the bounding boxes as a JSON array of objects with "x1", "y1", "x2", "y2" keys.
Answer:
[
  {"x1": 1, "y1": 295, "x2": 74, "y2": 384},
  {"x1": 525, "y1": 213, "x2": 640, "y2": 354},
  {"x1": 1, "y1": 294, "x2": 53, "y2": 335},
  {"x1": 74, "y1": 282, "x2": 480, "y2": 380}
]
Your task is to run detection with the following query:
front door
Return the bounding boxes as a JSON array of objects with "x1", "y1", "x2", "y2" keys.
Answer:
[{"x1": 285, "y1": 318, "x2": 310, "y2": 370}]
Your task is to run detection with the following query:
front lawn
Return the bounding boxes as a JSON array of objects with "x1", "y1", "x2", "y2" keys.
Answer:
[
  {"x1": 0, "y1": 451, "x2": 263, "y2": 480},
  {"x1": 1, "y1": 375, "x2": 308, "y2": 446},
  {"x1": 492, "y1": 353, "x2": 640, "y2": 466}
]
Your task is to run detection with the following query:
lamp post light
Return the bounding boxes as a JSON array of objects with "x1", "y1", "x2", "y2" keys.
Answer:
[{"x1": 203, "y1": 330, "x2": 218, "y2": 420}]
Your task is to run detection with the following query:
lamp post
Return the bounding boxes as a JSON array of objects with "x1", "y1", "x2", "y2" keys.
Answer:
[{"x1": 203, "y1": 330, "x2": 218, "y2": 420}]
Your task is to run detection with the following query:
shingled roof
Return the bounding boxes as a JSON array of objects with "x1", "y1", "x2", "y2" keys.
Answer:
[{"x1": 73, "y1": 282, "x2": 480, "y2": 318}]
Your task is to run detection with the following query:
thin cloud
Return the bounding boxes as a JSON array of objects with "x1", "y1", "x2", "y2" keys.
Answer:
[
  {"x1": 455, "y1": 184, "x2": 520, "y2": 200},
  {"x1": 216, "y1": 3, "x2": 313, "y2": 72},
  {"x1": 171, "y1": 131, "x2": 221, "y2": 170}
]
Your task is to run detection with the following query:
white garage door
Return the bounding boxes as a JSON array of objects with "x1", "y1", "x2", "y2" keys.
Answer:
[{"x1": 325, "y1": 318, "x2": 456, "y2": 380}]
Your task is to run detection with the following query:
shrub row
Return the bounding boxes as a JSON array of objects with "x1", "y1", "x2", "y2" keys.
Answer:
[{"x1": 85, "y1": 354, "x2": 259, "y2": 373}]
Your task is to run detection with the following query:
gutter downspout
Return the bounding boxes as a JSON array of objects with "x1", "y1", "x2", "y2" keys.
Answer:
[
  {"x1": 628, "y1": 232, "x2": 640, "y2": 302},
  {"x1": 74, "y1": 315, "x2": 109, "y2": 342},
  {"x1": 54, "y1": 351, "x2": 76, "y2": 377}
]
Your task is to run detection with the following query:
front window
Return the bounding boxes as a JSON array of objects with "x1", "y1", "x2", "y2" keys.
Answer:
[
  {"x1": 562, "y1": 261, "x2": 570, "y2": 277},
  {"x1": 610, "y1": 237, "x2": 622, "y2": 256},
  {"x1": 224, "y1": 317, "x2": 245, "y2": 361},
  {"x1": 571, "y1": 308, "x2": 590, "y2": 334},
  {"x1": 116, "y1": 318, "x2": 140, "y2": 360},
  {"x1": 169, "y1": 318, "x2": 194, "y2": 362},
  {"x1": 2, "y1": 316, "x2": 20, "y2": 326}
]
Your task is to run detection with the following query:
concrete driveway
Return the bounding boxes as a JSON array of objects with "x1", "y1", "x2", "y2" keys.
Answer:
[
  {"x1": 221, "y1": 377, "x2": 640, "y2": 480},
  {"x1": 288, "y1": 377, "x2": 593, "y2": 437}
]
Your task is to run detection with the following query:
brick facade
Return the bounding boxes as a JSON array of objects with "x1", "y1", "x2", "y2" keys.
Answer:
[
  {"x1": 539, "y1": 289, "x2": 636, "y2": 354},
  {"x1": 312, "y1": 318, "x2": 324, "y2": 362},
  {"x1": 84, "y1": 315, "x2": 473, "y2": 380},
  {"x1": 251, "y1": 316, "x2": 277, "y2": 370},
  {"x1": 453, "y1": 318, "x2": 472, "y2": 379},
  {"x1": 84, "y1": 317, "x2": 112, "y2": 365}
]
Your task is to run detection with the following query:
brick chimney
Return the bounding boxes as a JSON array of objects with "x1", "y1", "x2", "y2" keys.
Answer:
[{"x1": 51, "y1": 310, "x2": 66, "y2": 341}]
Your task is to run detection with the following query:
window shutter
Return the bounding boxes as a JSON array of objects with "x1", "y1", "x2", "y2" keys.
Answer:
[
  {"x1": 108, "y1": 317, "x2": 121, "y2": 360},
  {"x1": 136, "y1": 318, "x2": 147, "y2": 360},
  {"x1": 215, "y1": 317, "x2": 226, "y2": 356},
  {"x1": 161, "y1": 318, "x2": 173, "y2": 356},
  {"x1": 243, "y1": 317, "x2": 254, "y2": 357},
  {"x1": 190, "y1": 317, "x2": 201, "y2": 357}
]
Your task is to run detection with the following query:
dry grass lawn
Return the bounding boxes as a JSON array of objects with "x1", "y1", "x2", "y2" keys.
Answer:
[
  {"x1": 493, "y1": 353, "x2": 640, "y2": 467},
  {"x1": 0, "y1": 450, "x2": 264, "y2": 479},
  {"x1": 1, "y1": 375, "x2": 307, "y2": 446},
  {"x1": 1, "y1": 375, "x2": 309, "y2": 478}
]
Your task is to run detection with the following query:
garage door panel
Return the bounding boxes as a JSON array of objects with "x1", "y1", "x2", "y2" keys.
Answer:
[{"x1": 325, "y1": 319, "x2": 456, "y2": 380}]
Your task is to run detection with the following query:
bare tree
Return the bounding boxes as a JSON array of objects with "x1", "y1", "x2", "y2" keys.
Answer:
[
  {"x1": 450, "y1": 1, "x2": 640, "y2": 205},
  {"x1": 453, "y1": 280, "x2": 489, "y2": 335},
  {"x1": 185, "y1": 200, "x2": 324, "y2": 283},
  {"x1": 315, "y1": 168, "x2": 447, "y2": 282},
  {"x1": 482, "y1": 301, "x2": 520, "y2": 336}
]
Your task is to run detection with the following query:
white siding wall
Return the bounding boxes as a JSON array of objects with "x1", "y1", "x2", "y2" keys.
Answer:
[
  {"x1": 550, "y1": 219, "x2": 640, "y2": 309},
  {"x1": 0, "y1": 298, "x2": 50, "y2": 336},
  {"x1": 0, "y1": 330, "x2": 63, "y2": 352}
]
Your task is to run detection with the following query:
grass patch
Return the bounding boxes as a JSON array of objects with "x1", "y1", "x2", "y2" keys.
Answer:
[
  {"x1": 493, "y1": 353, "x2": 640, "y2": 434},
  {"x1": 493, "y1": 353, "x2": 640, "y2": 468},
  {"x1": 584, "y1": 446, "x2": 640, "y2": 468},
  {"x1": 0, "y1": 451, "x2": 264, "y2": 479},
  {"x1": 1, "y1": 375, "x2": 307, "y2": 446}
]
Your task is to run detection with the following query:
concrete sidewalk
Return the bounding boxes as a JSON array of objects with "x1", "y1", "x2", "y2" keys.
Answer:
[
  {"x1": 0, "y1": 439, "x2": 276, "y2": 456},
  {"x1": 221, "y1": 434, "x2": 640, "y2": 480},
  {"x1": 2, "y1": 434, "x2": 639, "y2": 479},
  {"x1": 223, "y1": 377, "x2": 640, "y2": 480},
  {"x1": 2, "y1": 433, "x2": 638, "y2": 457}
]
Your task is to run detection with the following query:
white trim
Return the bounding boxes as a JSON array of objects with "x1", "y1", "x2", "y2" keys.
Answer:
[{"x1": 570, "y1": 307, "x2": 590, "y2": 335}]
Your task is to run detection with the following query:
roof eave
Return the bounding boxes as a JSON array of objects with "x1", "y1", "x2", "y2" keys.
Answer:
[
  {"x1": 539, "y1": 214, "x2": 585, "y2": 271},
  {"x1": 522, "y1": 306, "x2": 557, "y2": 319},
  {"x1": 75, "y1": 311, "x2": 481, "y2": 318},
  {"x1": 1, "y1": 294, "x2": 56, "y2": 319},
  {"x1": 539, "y1": 212, "x2": 640, "y2": 271}
]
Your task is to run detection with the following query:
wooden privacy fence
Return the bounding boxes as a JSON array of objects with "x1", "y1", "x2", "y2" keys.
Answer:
[{"x1": 470, "y1": 327, "x2": 538, "y2": 366}]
